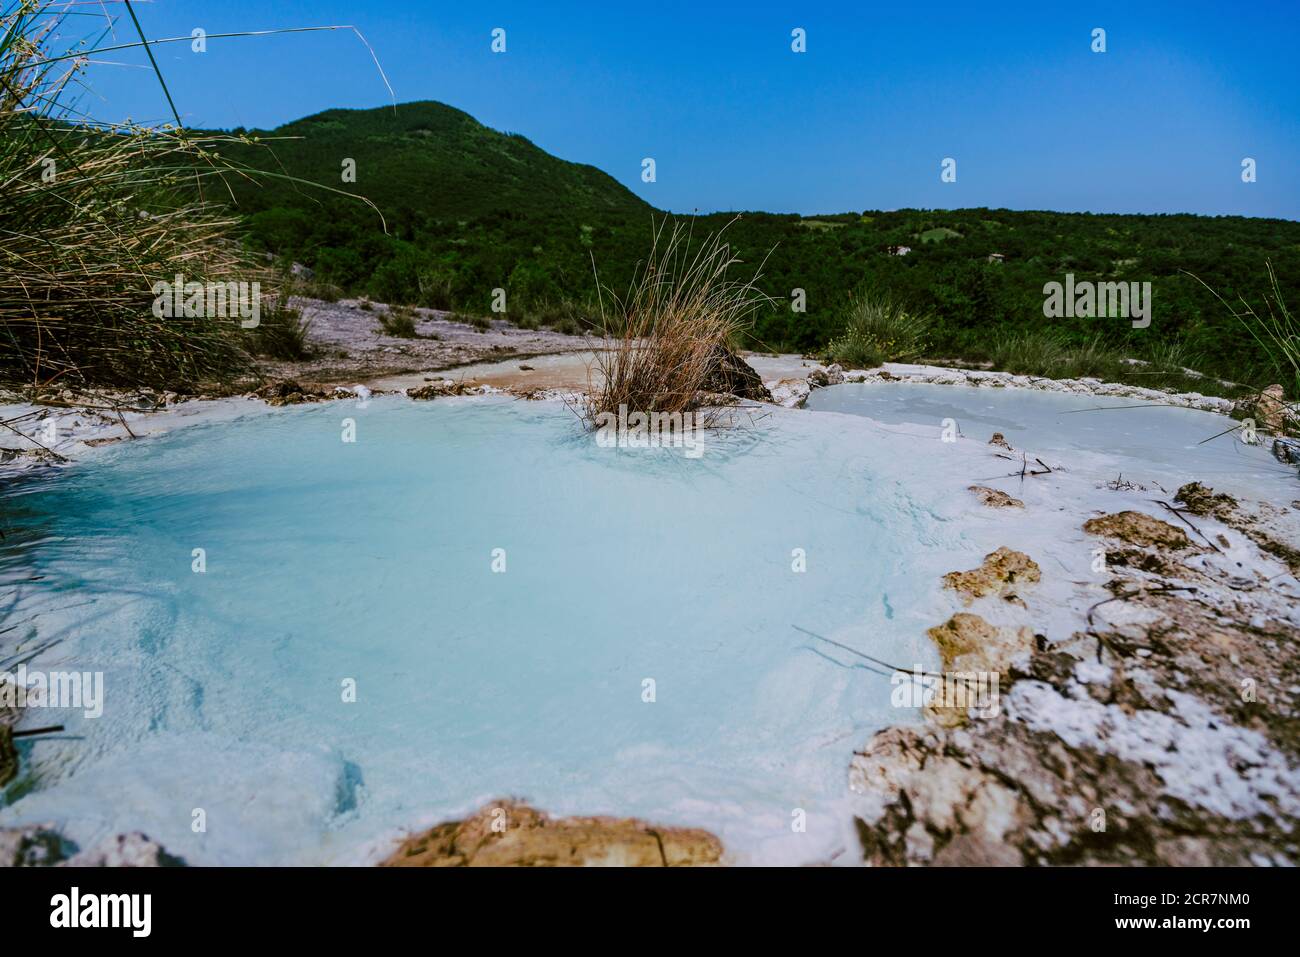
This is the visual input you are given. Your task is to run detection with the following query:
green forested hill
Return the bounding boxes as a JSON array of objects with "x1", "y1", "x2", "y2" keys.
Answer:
[
  {"x1": 218, "y1": 101, "x2": 1300, "y2": 387},
  {"x1": 226, "y1": 101, "x2": 650, "y2": 222}
]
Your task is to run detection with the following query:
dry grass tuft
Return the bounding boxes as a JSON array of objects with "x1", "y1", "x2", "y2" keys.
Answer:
[
  {"x1": 584, "y1": 220, "x2": 771, "y2": 424},
  {"x1": 0, "y1": 4, "x2": 264, "y2": 387},
  {"x1": 1, "y1": 2, "x2": 386, "y2": 390}
]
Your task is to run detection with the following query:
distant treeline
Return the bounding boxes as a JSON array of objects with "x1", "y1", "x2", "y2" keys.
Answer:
[{"x1": 218, "y1": 104, "x2": 1300, "y2": 387}]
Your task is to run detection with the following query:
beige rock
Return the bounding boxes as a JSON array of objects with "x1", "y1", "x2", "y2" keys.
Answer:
[
  {"x1": 919, "y1": 613, "x2": 1034, "y2": 727},
  {"x1": 1082, "y1": 511, "x2": 1190, "y2": 550},
  {"x1": 1174, "y1": 482, "x2": 1300, "y2": 572},
  {"x1": 942, "y1": 546, "x2": 1040, "y2": 604},
  {"x1": 0, "y1": 825, "x2": 183, "y2": 868},
  {"x1": 770, "y1": 377, "x2": 812, "y2": 408},
  {"x1": 380, "y1": 802, "x2": 723, "y2": 867},
  {"x1": 1255, "y1": 384, "x2": 1287, "y2": 434},
  {"x1": 255, "y1": 379, "x2": 332, "y2": 406},
  {"x1": 968, "y1": 485, "x2": 1023, "y2": 508},
  {"x1": 847, "y1": 726, "x2": 932, "y2": 800},
  {"x1": 927, "y1": 612, "x2": 1035, "y2": 675},
  {"x1": 691, "y1": 390, "x2": 740, "y2": 408},
  {"x1": 931, "y1": 833, "x2": 1025, "y2": 867},
  {"x1": 808, "y1": 364, "x2": 845, "y2": 388}
]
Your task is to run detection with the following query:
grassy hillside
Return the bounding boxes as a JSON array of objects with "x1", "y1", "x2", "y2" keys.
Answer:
[{"x1": 220, "y1": 101, "x2": 1300, "y2": 392}]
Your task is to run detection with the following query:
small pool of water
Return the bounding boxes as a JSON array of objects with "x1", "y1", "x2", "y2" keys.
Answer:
[
  {"x1": 1, "y1": 397, "x2": 983, "y2": 865},
  {"x1": 807, "y1": 382, "x2": 1297, "y2": 502}
]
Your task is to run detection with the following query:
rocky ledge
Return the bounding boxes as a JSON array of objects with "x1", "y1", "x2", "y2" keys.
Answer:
[{"x1": 851, "y1": 488, "x2": 1300, "y2": 866}]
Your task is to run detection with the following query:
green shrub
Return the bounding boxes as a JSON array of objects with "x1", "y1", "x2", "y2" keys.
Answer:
[
  {"x1": 1055, "y1": 337, "x2": 1125, "y2": 381},
  {"x1": 245, "y1": 293, "x2": 312, "y2": 359},
  {"x1": 448, "y1": 312, "x2": 491, "y2": 332},
  {"x1": 986, "y1": 331, "x2": 1067, "y2": 376},
  {"x1": 1143, "y1": 339, "x2": 1203, "y2": 376},
  {"x1": 531, "y1": 298, "x2": 597, "y2": 334},
  {"x1": 378, "y1": 304, "x2": 418, "y2": 338},
  {"x1": 985, "y1": 331, "x2": 1123, "y2": 381},
  {"x1": 826, "y1": 294, "x2": 929, "y2": 368},
  {"x1": 296, "y1": 280, "x2": 342, "y2": 303},
  {"x1": 1198, "y1": 263, "x2": 1299, "y2": 399},
  {"x1": 980, "y1": 330, "x2": 1244, "y2": 397}
]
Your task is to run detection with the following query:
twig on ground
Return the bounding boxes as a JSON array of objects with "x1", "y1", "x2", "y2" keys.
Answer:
[
  {"x1": 1086, "y1": 585, "x2": 1199, "y2": 631},
  {"x1": 1059, "y1": 403, "x2": 1178, "y2": 414},
  {"x1": 12, "y1": 725, "x2": 64, "y2": 738},
  {"x1": 114, "y1": 408, "x2": 136, "y2": 439},
  {"x1": 1196, "y1": 423, "x2": 1243, "y2": 446},
  {"x1": 1156, "y1": 500, "x2": 1221, "y2": 552},
  {"x1": 791, "y1": 624, "x2": 986, "y2": 690}
]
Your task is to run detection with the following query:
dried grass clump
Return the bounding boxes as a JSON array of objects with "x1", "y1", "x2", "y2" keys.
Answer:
[
  {"x1": 1, "y1": 2, "x2": 387, "y2": 390},
  {"x1": 0, "y1": 4, "x2": 266, "y2": 387},
  {"x1": 585, "y1": 220, "x2": 770, "y2": 423}
]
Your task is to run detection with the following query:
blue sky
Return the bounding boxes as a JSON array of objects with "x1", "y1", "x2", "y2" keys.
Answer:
[{"x1": 70, "y1": 1, "x2": 1298, "y2": 218}]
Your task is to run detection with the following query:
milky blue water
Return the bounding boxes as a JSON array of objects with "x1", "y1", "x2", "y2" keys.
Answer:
[
  {"x1": 0, "y1": 396, "x2": 979, "y2": 864},
  {"x1": 807, "y1": 383, "x2": 1298, "y2": 501}
]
